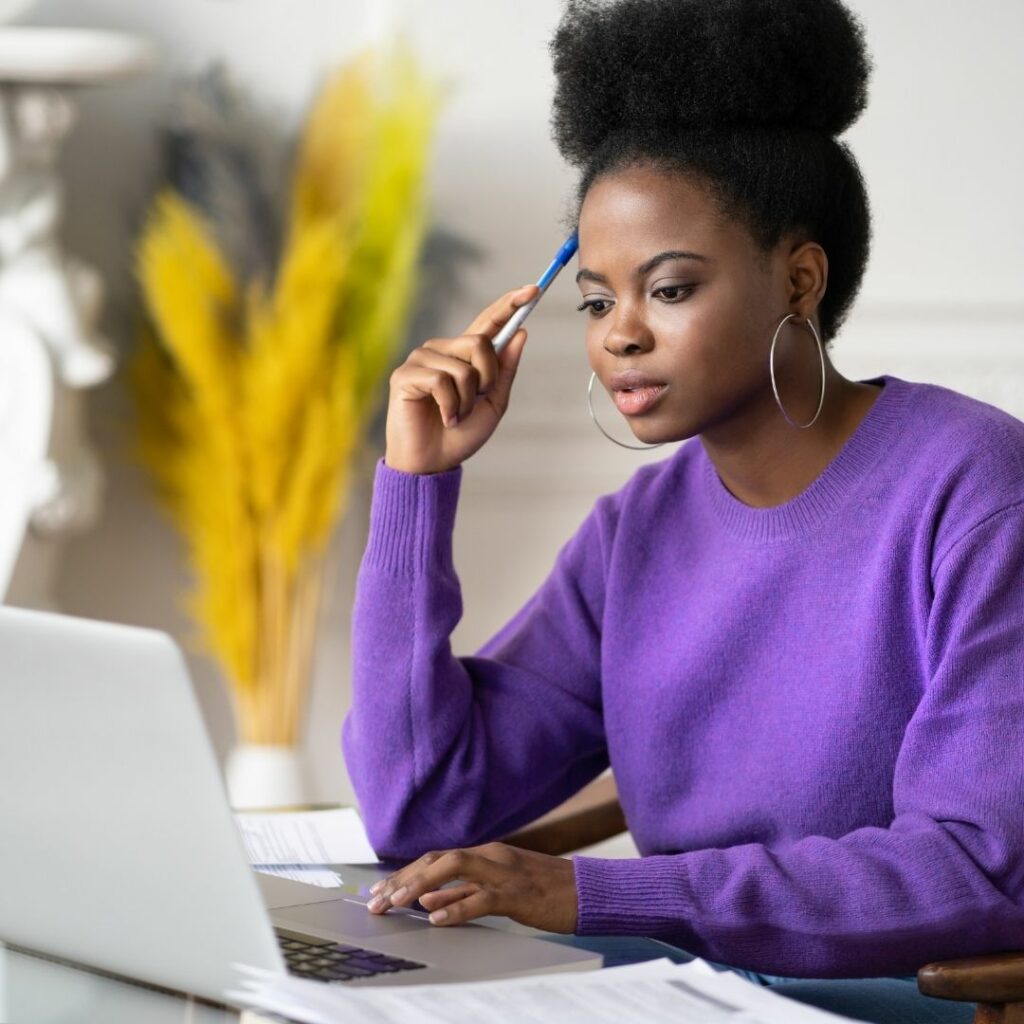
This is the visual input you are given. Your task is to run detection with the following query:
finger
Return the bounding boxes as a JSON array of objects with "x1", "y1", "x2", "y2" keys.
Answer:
[
  {"x1": 427, "y1": 889, "x2": 498, "y2": 927},
  {"x1": 486, "y1": 328, "x2": 529, "y2": 412},
  {"x1": 421, "y1": 334, "x2": 500, "y2": 395},
  {"x1": 416, "y1": 883, "x2": 480, "y2": 911},
  {"x1": 374, "y1": 849, "x2": 507, "y2": 911},
  {"x1": 406, "y1": 348, "x2": 481, "y2": 422},
  {"x1": 392, "y1": 364, "x2": 462, "y2": 429},
  {"x1": 462, "y1": 285, "x2": 540, "y2": 340},
  {"x1": 367, "y1": 848, "x2": 449, "y2": 911}
]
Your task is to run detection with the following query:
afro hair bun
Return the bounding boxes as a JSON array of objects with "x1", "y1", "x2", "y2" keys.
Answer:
[{"x1": 550, "y1": 0, "x2": 872, "y2": 167}]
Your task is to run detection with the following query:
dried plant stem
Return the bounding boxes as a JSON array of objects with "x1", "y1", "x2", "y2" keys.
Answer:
[
  {"x1": 236, "y1": 545, "x2": 281, "y2": 745},
  {"x1": 233, "y1": 542, "x2": 325, "y2": 748},
  {"x1": 283, "y1": 560, "x2": 325, "y2": 745}
]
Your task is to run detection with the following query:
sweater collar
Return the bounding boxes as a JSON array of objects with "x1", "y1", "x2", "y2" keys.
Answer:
[{"x1": 700, "y1": 374, "x2": 913, "y2": 542}]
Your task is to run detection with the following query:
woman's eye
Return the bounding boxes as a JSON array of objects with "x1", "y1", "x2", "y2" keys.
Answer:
[
  {"x1": 576, "y1": 298, "x2": 611, "y2": 316},
  {"x1": 654, "y1": 284, "x2": 696, "y2": 301},
  {"x1": 576, "y1": 286, "x2": 694, "y2": 316}
]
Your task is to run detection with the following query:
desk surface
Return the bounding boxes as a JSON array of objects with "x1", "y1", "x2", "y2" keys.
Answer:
[
  {"x1": 2, "y1": 942, "x2": 237, "y2": 1023},
  {"x1": 0, "y1": 861, "x2": 564, "y2": 1023}
]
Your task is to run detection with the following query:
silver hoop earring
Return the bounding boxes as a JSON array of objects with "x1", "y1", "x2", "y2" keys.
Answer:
[
  {"x1": 587, "y1": 372, "x2": 667, "y2": 450},
  {"x1": 769, "y1": 313, "x2": 826, "y2": 429}
]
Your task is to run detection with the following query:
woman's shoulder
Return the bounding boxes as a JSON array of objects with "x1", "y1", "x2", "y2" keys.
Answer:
[
  {"x1": 888, "y1": 376, "x2": 1024, "y2": 562},
  {"x1": 905, "y1": 375, "x2": 1024, "y2": 440},
  {"x1": 896, "y1": 375, "x2": 1024, "y2": 491}
]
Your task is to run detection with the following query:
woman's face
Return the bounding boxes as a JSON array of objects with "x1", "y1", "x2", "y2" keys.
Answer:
[{"x1": 576, "y1": 163, "x2": 817, "y2": 445}]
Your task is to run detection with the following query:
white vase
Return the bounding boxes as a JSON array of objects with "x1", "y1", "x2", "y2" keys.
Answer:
[{"x1": 225, "y1": 743, "x2": 307, "y2": 810}]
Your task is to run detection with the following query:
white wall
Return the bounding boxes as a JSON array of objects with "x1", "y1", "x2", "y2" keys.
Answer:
[{"x1": 10, "y1": 0, "x2": 1024, "y2": 805}]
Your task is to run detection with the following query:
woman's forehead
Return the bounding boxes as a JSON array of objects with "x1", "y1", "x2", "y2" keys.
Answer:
[{"x1": 578, "y1": 167, "x2": 748, "y2": 270}]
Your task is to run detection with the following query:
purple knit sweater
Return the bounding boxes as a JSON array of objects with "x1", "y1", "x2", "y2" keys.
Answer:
[{"x1": 342, "y1": 374, "x2": 1024, "y2": 978}]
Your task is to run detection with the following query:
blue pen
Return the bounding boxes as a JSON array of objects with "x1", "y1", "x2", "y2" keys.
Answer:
[{"x1": 491, "y1": 233, "x2": 579, "y2": 354}]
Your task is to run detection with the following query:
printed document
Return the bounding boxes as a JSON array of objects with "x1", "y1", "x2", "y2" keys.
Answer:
[
  {"x1": 235, "y1": 807, "x2": 377, "y2": 868},
  {"x1": 251, "y1": 865, "x2": 345, "y2": 888},
  {"x1": 230, "y1": 957, "x2": 859, "y2": 1024}
]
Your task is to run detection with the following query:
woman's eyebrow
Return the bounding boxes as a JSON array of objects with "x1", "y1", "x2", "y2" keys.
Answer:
[
  {"x1": 575, "y1": 249, "x2": 713, "y2": 285},
  {"x1": 638, "y1": 249, "x2": 714, "y2": 274}
]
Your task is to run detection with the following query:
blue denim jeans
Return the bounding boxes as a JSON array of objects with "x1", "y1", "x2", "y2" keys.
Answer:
[{"x1": 543, "y1": 935, "x2": 975, "y2": 1024}]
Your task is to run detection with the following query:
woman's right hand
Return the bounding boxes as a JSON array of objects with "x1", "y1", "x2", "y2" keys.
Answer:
[{"x1": 384, "y1": 283, "x2": 540, "y2": 475}]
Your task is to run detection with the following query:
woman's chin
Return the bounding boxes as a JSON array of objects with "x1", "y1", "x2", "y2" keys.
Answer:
[{"x1": 623, "y1": 427, "x2": 690, "y2": 448}]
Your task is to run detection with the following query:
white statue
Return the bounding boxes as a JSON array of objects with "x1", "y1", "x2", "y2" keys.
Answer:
[
  {"x1": 0, "y1": 84, "x2": 114, "y2": 388},
  {"x1": 0, "y1": 24, "x2": 154, "y2": 602},
  {"x1": 0, "y1": 308, "x2": 50, "y2": 593}
]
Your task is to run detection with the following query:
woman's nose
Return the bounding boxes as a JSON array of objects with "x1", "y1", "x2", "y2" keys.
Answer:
[{"x1": 603, "y1": 310, "x2": 654, "y2": 357}]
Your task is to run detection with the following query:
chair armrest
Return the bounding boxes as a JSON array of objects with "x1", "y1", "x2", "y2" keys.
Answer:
[
  {"x1": 918, "y1": 952, "x2": 1024, "y2": 1004},
  {"x1": 502, "y1": 775, "x2": 626, "y2": 856}
]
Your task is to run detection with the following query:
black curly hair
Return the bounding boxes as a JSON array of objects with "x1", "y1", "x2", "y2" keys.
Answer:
[{"x1": 549, "y1": 0, "x2": 874, "y2": 345}]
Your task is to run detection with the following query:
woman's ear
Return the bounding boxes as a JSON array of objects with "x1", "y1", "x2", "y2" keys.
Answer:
[{"x1": 786, "y1": 239, "x2": 829, "y2": 320}]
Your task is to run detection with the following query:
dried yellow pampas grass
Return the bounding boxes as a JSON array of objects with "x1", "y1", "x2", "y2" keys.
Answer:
[{"x1": 131, "y1": 43, "x2": 440, "y2": 746}]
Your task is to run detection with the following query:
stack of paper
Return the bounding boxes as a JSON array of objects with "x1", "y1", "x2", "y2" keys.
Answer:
[
  {"x1": 235, "y1": 807, "x2": 377, "y2": 888},
  {"x1": 229, "y1": 957, "x2": 859, "y2": 1024}
]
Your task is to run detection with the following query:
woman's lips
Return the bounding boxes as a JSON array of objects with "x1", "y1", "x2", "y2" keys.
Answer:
[
  {"x1": 605, "y1": 369, "x2": 669, "y2": 416},
  {"x1": 612, "y1": 384, "x2": 669, "y2": 416}
]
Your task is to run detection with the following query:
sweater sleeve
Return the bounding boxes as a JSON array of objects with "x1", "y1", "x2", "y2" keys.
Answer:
[
  {"x1": 573, "y1": 501, "x2": 1024, "y2": 979},
  {"x1": 341, "y1": 458, "x2": 612, "y2": 861}
]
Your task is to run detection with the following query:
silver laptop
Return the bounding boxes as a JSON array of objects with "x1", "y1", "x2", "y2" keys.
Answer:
[{"x1": 0, "y1": 606, "x2": 600, "y2": 1004}]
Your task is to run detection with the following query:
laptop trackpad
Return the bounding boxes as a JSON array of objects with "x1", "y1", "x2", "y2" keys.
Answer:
[{"x1": 275, "y1": 897, "x2": 431, "y2": 940}]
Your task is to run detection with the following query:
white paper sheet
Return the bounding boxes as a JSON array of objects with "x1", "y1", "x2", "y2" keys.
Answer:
[
  {"x1": 229, "y1": 957, "x2": 859, "y2": 1024},
  {"x1": 254, "y1": 865, "x2": 345, "y2": 888},
  {"x1": 235, "y1": 808, "x2": 377, "y2": 866}
]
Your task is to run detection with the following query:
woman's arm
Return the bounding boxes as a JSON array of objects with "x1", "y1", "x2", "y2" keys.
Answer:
[
  {"x1": 341, "y1": 458, "x2": 615, "y2": 861},
  {"x1": 567, "y1": 501, "x2": 1024, "y2": 978}
]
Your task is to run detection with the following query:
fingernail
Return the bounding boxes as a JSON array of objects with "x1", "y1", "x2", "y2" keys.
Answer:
[
  {"x1": 367, "y1": 895, "x2": 386, "y2": 912},
  {"x1": 429, "y1": 909, "x2": 448, "y2": 925},
  {"x1": 446, "y1": 414, "x2": 459, "y2": 428},
  {"x1": 390, "y1": 885, "x2": 409, "y2": 904},
  {"x1": 369, "y1": 880, "x2": 385, "y2": 895}
]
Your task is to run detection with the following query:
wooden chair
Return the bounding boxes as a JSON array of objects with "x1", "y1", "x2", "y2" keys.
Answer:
[{"x1": 504, "y1": 775, "x2": 1024, "y2": 1024}]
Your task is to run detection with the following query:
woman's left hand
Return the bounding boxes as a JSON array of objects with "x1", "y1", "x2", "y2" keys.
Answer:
[{"x1": 366, "y1": 842, "x2": 578, "y2": 933}]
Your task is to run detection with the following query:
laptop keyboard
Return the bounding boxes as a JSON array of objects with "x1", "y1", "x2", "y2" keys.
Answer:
[{"x1": 275, "y1": 927, "x2": 427, "y2": 983}]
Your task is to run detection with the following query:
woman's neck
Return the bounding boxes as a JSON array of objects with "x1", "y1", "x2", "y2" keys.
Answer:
[{"x1": 700, "y1": 366, "x2": 883, "y2": 509}]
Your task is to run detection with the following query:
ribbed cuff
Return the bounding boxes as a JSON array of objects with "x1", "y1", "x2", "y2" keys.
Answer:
[
  {"x1": 363, "y1": 458, "x2": 463, "y2": 576},
  {"x1": 572, "y1": 854, "x2": 699, "y2": 941}
]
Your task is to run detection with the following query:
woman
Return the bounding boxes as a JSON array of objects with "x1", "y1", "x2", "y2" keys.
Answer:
[{"x1": 342, "y1": 0, "x2": 1024, "y2": 1016}]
